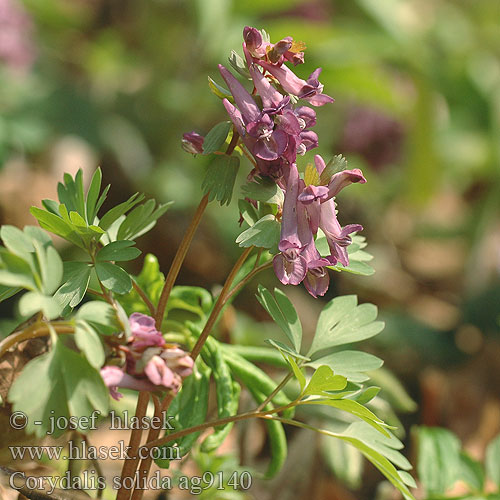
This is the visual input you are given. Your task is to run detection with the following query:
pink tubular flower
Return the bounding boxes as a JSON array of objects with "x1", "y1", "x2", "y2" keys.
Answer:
[
  {"x1": 243, "y1": 26, "x2": 268, "y2": 59},
  {"x1": 144, "y1": 354, "x2": 177, "y2": 389},
  {"x1": 258, "y1": 61, "x2": 334, "y2": 107},
  {"x1": 243, "y1": 26, "x2": 305, "y2": 66},
  {"x1": 100, "y1": 366, "x2": 160, "y2": 401},
  {"x1": 273, "y1": 155, "x2": 366, "y2": 296},
  {"x1": 161, "y1": 347, "x2": 195, "y2": 378},
  {"x1": 129, "y1": 312, "x2": 166, "y2": 350},
  {"x1": 273, "y1": 163, "x2": 307, "y2": 285}
]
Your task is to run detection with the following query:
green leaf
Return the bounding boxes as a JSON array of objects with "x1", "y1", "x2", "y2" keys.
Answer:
[
  {"x1": 322, "y1": 434, "x2": 363, "y2": 489},
  {"x1": 285, "y1": 354, "x2": 306, "y2": 392},
  {"x1": 74, "y1": 169, "x2": 86, "y2": 220},
  {"x1": 137, "y1": 253, "x2": 164, "y2": 287},
  {"x1": 303, "y1": 366, "x2": 348, "y2": 396},
  {"x1": 117, "y1": 253, "x2": 166, "y2": 316},
  {"x1": 486, "y1": 434, "x2": 500, "y2": 488},
  {"x1": 95, "y1": 262, "x2": 132, "y2": 295},
  {"x1": 319, "y1": 154, "x2": 348, "y2": 185},
  {"x1": 284, "y1": 419, "x2": 413, "y2": 498},
  {"x1": 238, "y1": 199, "x2": 259, "y2": 226},
  {"x1": 202, "y1": 121, "x2": 232, "y2": 155},
  {"x1": 353, "y1": 386, "x2": 381, "y2": 405},
  {"x1": 304, "y1": 399, "x2": 390, "y2": 436},
  {"x1": 162, "y1": 366, "x2": 210, "y2": 462},
  {"x1": 236, "y1": 214, "x2": 280, "y2": 251},
  {"x1": 335, "y1": 422, "x2": 414, "y2": 499},
  {"x1": 0, "y1": 249, "x2": 37, "y2": 290},
  {"x1": 30, "y1": 207, "x2": 84, "y2": 248},
  {"x1": 33, "y1": 240, "x2": 63, "y2": 295},
  {"x1": 19, "y1": 291, "x2": 63, "y2": 320},
  {"x1": 57, "y1": 169, "x2": 86, "y2": 219},
  {"x1": 69, "y1": 210, "x2": 88, "y2": 230},
  {"x1": 345, "y1": 421, "x2": 411, "y2": 470},
  {"x1": 228, "y1": 50, "x2": 250, "y2": 78},
  {"x1": 306, "y1": 350, "x2": 384, "y2": 383},
  {"x1": 291, "y1": 413, "x2": 414, "y2": 497},
  {"x1": 316, "y1": 234, "x2": 375, "y2": 276},
  {"x1": 265, "y1": 338, "x2": 310, "y2": 362},
  {"x1": 86, "y1": 168, "x2": 102, "y2": 223},
  {"x1": 115, "y1": 200, "x2": 172, "y2": 241},
  {"x1": 76, "y1": 301, "x2": 121, "y2": 335},
  {"x1": 94, "y1": 184, "x2": 111, "y2": 218},
  {"x1": 417, "y1": 426, "x2": 461, "y2": 496},
  {"x1": 459, "y1": 452, "x2": 484, "y2": 492},
  {"x1": 23, "y1": 226, "x2": 53, "y2": 246},
  {"x1": 8, "y1": 334, "x2": 109, "y2": 438},
  {"x1": 241, "y1": 177, "x2": 285, "y2": 205},
  {"x1": 257, "y1": 286, "x2": 302, "y2": 352},
  {"x1": 399, "y1": 471, "x2": 417, "y2": 489},
  {"x1": 74, "y1": 320, "x2": 105, "y2": 369},
  {"x1": 308, "y1": 295, "x2": 384, "y2": 357},
  {"x1": 57, "y1": 173, "x2": 77, "y2": 214},
  {"x1": 54, "y1": 262, "x2": 92, "y2": 308},
  {"x1": 166, "y1": 286, "x2": 213, "y2": 321},
  {"x1": 97, "y1": 240, "x2": 141, "y2": 262},
  {"x1": 330, "y1": 257, "x2": 375, "y2": 276},
  {"x1": 0, "y1": 226, "x2": 34, "y2": 259},
  {"x1": 202, "y1": 155, "x2": 240, "y2": 206},
  {"x1": 208, "y1": 76, "x2": 232, "y2": 100},
  {"x1": 0, "y1": 284, "x2": 22, "y2": 303},
  {"x1": 42, "y1": 199, "x2": 60, "y2": 215},
  {"x1": 98, "y1": 193, "x2": 145, "y2": 231}
]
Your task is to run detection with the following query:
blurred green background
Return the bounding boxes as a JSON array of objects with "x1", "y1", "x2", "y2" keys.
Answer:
[{"x1": 1, "y1": 0, "x2": 499, "y2": 498}]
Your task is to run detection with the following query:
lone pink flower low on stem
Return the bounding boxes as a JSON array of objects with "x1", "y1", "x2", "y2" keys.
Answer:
[{"x1": 101, "y1": 313, "x2": 193, "y2": 400}]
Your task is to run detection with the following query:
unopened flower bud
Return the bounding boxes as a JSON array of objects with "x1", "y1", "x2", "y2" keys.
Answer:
[{"x1": 182, "y1": 131, "x2": 204, "y2": 155}]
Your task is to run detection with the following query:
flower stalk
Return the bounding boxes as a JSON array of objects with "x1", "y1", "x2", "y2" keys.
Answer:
[{"x1": 190, "y1": 246, "x2": 254, "y2": 361}]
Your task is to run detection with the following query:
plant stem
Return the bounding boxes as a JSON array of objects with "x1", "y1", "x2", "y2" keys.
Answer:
[
  {"x1": 0, "y1": 323, "x2": 74, "y2": 358},
  {"x1": 116, "y1": 391, "x2": 150, "y2": 500},
  {"x1": 154, "y1": 194, "x2": 209, "y2": 329},
  {"x1": 223, "y1": 260, "x2": 273, "y2": 305},
  {"x1": 130, "y1": 392, "x2": 175, "y2": 500},
  {"x1": 257, "y1": 371, "x2": 294, "y2": 412},
  {"x1": 142, "y1": 400, "x2": 296, "y2": 452},
  {"x1": 226, "y1": 129, "x2": 240, "y2": 156},
  {"x1": 154, "y1": 129, "x2": 240, "y2": 330},
  {"x1": 253, "y1": 248, "x2": 263, "y2": 268},
  {"x1": 240, "y1": 144, "x2": 258, "y2": 167},
  {"x1": 79, "y1": 433, "x2": 104, "y2": 499},
  {"x1": 190, "y1": 246, "x2": 253, "y2": 361},
  {"x1": 86, "y1": 288, "x2": 108, "y2": 300},
  {"x1": 131, "y1": 279, "x2": 156, "y2": 316}
]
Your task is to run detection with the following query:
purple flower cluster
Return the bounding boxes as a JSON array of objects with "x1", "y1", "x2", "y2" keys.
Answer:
[
  {"x1": 274, "y1": 155, "x2": 366, "y2": 297},
  {"x1": 185, "y1": 27, "x2": 367, "y2": 297},
  {"x1": 100, "y1": 313, "x2": 194, "y2": 400},
  {"x1": 0, "y1": 0, "x2": 36, "y2": 72},
  {"x1": 218, "y1": 27, "x2": 334, "y2": 178}
]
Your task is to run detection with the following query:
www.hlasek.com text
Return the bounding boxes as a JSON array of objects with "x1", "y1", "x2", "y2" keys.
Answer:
[{"x1": 9, "y1": 440, "x2": 179, "y2": 462}]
